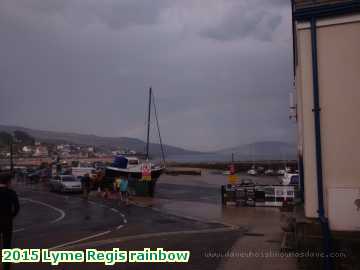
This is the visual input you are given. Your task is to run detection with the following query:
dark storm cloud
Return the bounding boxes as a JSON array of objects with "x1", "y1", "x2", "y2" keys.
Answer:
[
  {"x1": 3, "y1": 0, "x2": 169, "y2": 30},
  {"x1": 201, "y1": 1, "x2": 284, "y2": 42},
  {"x1": 0, "y1": 0, "x2": 295, "y2": 151},
  {"x1": 93, "y1": 0, "x2": 170, "y2": 30}
]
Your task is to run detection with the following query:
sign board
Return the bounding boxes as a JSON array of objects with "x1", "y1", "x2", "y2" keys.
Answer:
[
  {"x1": 229, "y1": 164, "x2": 235, "y2": 175},
  {"x1": 227, "y1": 163, "x2": 237, "y2": 184},
  {"x1": 141, "y1": 162, "x2": 152, "y2": 181},
  {"x1": 228, "y1": 174, "x2": 238, "y2": 185}
]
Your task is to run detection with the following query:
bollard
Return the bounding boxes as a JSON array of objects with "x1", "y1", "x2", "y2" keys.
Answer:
[{"x1": 221, "y1": 185, "x2": 226, "y2": 206}]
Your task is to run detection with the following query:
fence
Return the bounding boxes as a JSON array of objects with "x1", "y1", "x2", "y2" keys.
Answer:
[{"x1": 221, "y1": 184, "x2": 296, "y2": 207}]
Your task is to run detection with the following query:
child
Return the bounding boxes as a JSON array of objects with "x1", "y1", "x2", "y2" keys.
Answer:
[{"x1": 81, "y1": 173, "x2": 91, "y2": 200}]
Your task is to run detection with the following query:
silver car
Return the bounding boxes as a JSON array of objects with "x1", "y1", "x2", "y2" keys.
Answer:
[{"x1": 49, "y1": 175, "x2": 82, "y2": 193}]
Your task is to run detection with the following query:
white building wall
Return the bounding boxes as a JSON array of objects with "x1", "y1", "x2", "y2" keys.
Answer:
[{"x1": 296, "y1": 14, "x2": 360, "y2": 230}]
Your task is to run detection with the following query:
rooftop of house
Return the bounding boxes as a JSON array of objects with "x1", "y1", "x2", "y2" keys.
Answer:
[
  {"x1": 294, "y1": 0, "x2": 355, "y2": 9},
  {"x1": 293, "y1": 0, "x2": 360, "y2": 20}
]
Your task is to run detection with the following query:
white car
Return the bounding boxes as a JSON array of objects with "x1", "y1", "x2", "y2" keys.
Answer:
[
  {"x1": 49, "y1": 175, "x2": 82, "y2": 193},
  {"x1": 281, "y1": 173, "x2": 299, "y2": 186}
]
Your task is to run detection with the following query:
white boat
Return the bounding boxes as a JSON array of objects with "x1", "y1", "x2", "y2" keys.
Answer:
[
  {"x1": 247, "y1": 169, "x2": 257, "y2": 176},
  {"x1": 264, "y1": 169, "x2": 275, "y2": 176},
  {"x1": 106, "y1": 156, "x2": 164, "y2": 180},
  {"x1": 281, "y1": 173, "x2": 299, "y2": 186}
]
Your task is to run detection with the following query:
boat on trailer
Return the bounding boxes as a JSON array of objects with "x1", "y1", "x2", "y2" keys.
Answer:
[{"x1": 105, "y1": 87, "x2": 165, "y2": 196}]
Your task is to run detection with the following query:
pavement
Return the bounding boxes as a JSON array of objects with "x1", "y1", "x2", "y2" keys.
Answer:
[
  {"x1": 5, "y1": 171, "x2": 298, "y2": 270},
  {"x1": 132, "y1": 172, "x2": 298, "y2": 270},
  {"x1": 129, "y1": 197, "x2": 297, "y2": 269}
]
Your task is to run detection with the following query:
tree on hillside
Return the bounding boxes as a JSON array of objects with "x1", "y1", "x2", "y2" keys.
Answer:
[
  {"x1": 13, "y1": 130, "x2": 35, "y2": 145},
  {"x1": 0, "y1": 132, "x2": 13, "y2": 146},
  {"x1": 0, "y1": 132, "x2": 14, "y2": 171}
]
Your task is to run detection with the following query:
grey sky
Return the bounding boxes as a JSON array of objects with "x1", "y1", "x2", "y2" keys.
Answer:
[{"x1": 0, "y1": 0, "x2": 295, "y2": 151}]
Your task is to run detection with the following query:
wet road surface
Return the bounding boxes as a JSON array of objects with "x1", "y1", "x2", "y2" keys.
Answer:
[
  {"x1": 7, "y1": 181, "x2": 242, "y2": 270},
  {"x1": 5, "y1": 172, "x2": 285, "y2": 270}
]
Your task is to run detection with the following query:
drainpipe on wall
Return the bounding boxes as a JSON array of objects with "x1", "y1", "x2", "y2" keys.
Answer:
[
  {"x1": 298, "y1": 154, "x2": 304, "y2": 202},
  {"x1": 290, "y1": 0, "x2": 305, "y2": 203},
  {"x1": 290, "y1": 0, "x2": 297, "y2": 75},
  {"x1": 310, "y1": 16, "x2": 333, "y2": 270},
  {"x1": 10, "y1": 142, "x2": 14, "y2": 176}
]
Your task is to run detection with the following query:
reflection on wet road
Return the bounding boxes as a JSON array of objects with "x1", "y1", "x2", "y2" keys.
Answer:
[{"x1": 14, "y1": 187, "x2": 126, "y2": 249}]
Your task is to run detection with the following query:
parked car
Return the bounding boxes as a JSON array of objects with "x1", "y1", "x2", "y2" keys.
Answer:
[
  {"x1": 49, "y1": 175, "x2": 82, "y2": 193},
  {"x1": 281, "y1": 173, "x2": 299, "y2": 186}
]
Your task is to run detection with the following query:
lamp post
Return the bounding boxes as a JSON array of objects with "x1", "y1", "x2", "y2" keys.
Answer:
[{"x1": 10, "y1": 141, "x2": 14, "y2": 175}]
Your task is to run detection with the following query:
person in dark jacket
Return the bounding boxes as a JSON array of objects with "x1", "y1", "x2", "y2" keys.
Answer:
[
  {"x1": 81, "y1": 173, "x2": 91, "y2": 200},
  {"x1": 0, "y1": 172, "x2": 20, "y2": 270}
]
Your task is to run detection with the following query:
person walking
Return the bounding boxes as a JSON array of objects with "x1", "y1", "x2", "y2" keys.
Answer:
[
  {"x1": 81, "y1": 173, "x2": 91, "y2": 200},
  {"x1": 114, "y1": 176, "x2": 121, "y2": 197},
  {"x1": 0, "y1": 172, "x2": 20, "y2": 270}
]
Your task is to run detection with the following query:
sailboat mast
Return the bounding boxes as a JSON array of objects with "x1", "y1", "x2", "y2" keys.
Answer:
[
  {"x1": 152, "y1": 90, "x2": 166, "y2": 164},
  {"x1": 146, "y1": 87, "x2": 152, "y2": 160}
]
